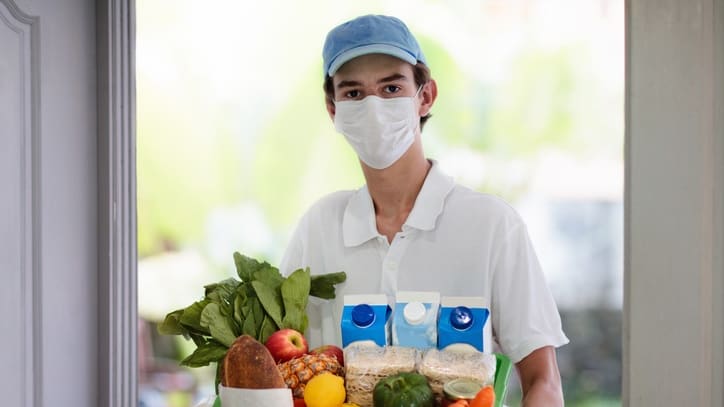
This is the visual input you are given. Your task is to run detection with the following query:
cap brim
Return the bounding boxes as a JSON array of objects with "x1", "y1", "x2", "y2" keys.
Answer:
[{"x1": 327, "y1": 44, "x2": 419, "y2": 76}]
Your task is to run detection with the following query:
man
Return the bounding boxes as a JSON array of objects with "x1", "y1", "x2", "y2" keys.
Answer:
[{"x1": 280, "y1": 14, "x2": 569, "y2": 406}]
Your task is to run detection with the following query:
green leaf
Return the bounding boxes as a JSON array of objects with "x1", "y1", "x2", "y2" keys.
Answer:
[
  {"x1": 258, "y1": 315, "x2": 278, "y2": 344},
  {"x1": 241, "y1": 297, "x2": 260, "y2": 337},
  {"x1": 310, "y1": 271, "x2": 347, "y2": 299},
  {"x1": 157, "y1": 309, "x2": 187, "y2": 335},
  {"x1": 180, "y1": 300, "x2": 211, "y2": 335},
  {"x1": 233, "y1": 294, "x2": 245, "y2": 327},
  {"x1": 189, "y1": 332, "x2": 206, "y2": 347},
  {"x1": 253, "y1": 266, "x2": 284, "y2": 291},
  {"x1": 180, "y1": 340, "x2": 228, "y2": 368},
  {"x1": 250, "y1": 296, "x2": 265, "y2": 333},
  {"x1": 200, "y1": 303, "x2": 237, "y2": 347},
  {"x1": 233, "y1": 252, "x2": 270, "y2": 282},
  {"x1": 280, "y1": 268, "x2": 311, "y2": 332},
  {"x1": 204, "y1": 278, "x2": 239, "y2": 304},
  {"x1": 252, "y1": 280, "x2": 284, "y2": 328}
]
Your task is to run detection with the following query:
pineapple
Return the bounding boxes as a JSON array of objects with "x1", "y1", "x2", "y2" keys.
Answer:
[{"x1": 277, "y1": 353, "x2": 344, "y2": 397}]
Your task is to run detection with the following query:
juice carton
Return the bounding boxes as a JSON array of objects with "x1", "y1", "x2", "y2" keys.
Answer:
[
  {"x1": 392, "y1": 291, "x2": 440, "y2": 349},
  {"x1": 340, "y1": 294, "x2": 392, "y2": 347},
  {"x1": 437, "y1": 296, "x2": 491, "y2": 352}
]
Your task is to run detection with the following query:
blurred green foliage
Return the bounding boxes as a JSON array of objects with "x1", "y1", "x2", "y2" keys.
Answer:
[{"x1": 138, "y1": 40, "x2": 619, "y2": 256}]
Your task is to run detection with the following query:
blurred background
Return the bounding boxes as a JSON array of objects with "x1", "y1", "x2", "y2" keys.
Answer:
[{"x1": 136, "y1": 0, "x2": 623, "y2": 406}]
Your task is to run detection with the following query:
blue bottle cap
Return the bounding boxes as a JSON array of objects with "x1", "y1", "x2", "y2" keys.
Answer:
[
  {"x1": 352, "y1": 303, "x2": 376, "y2": 327},
  {"x1": 450, "y1": 306, "x2": 473, "y2": 330}
]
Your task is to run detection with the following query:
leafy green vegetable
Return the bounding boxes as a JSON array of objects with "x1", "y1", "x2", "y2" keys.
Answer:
[
  {"x1": 158, "y1": 309, "x2": 185, "y2": 335},
  {"x1": 252, "y1": 280, "x2": 284, "y2": 327},
  {"x1": 200, "y1": 303, "x2": 237, "y2": 347},
  {"x1": 157, "y1": 251, "x2": 347, "y2": 390},
  {"x1": 280, "y1": 268, "x2": 311, "y2": 332},
  {"x1": 179, "y1": 300, "x2": 211, "y2": 335},
  {"x1": 259, "y1": 315, "x2": 278, "y2": 344},
  {"x1": 311, "y1": 272, "x2": 347, "y2": 299},
  {"x1": 181, "y1": 340, "x2": 229, "y2": 368}
]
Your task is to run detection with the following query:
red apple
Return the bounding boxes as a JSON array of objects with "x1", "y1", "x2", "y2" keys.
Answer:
[
  {"x1": 264, "y1": 328, "x2": 308, "y2": 363},
  {"x1": 293, "y1": 398, "x2": 306, "y2": 407},
  {"x1": 309, "y1": 344, "x2": 344, "y2": 366}
]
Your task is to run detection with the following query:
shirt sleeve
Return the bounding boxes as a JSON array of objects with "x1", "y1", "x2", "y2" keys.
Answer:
[{"x1": 490, "y1": 223, "x2": 569, "y2": 364}]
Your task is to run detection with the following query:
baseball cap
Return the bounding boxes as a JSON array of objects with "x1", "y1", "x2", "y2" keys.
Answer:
[{"x1": 322, "y1": 14, "x2": 427, "y2": 77}]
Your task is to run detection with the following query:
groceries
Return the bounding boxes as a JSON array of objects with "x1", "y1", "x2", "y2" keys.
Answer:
[
  {"x1": 157, "y1": 252, "x2": 506, "y2": 406},
  {"x1": 341, "y1": 294, "x2": 393, "y2": 347},
  {"x1": 373, "y1": 372, "x2": 435, "y2": 407},
  {"x1": 344, "y1": 344, "x2": 419, "y2": 406},
  {"x1": 278, "y1": 353, "x2": 344, "y2": 398},
  {"x1": 266, "y1": 328, "x2": 310, "y2": 363},
  {"x1": 417, "y1": 349, "x2": 496, "y2": 403},
  {"x1": 156, "y1": 252, "x2": 347, "y2": 387},
  {"x1": 304, "y1": 372, "x2": 347, "y2": 407},
  {"x1": 343, "y1": 344, "x2": 497, "y2": 407},
  {"x1": 437, "y1": 297, "x2": 491, "y2": 353},
  {"x1": 349, "y1": 292, "x2": 492, "y2": 353},
  {"x1": 392, "y1": 292, "x2": 440, "y2": 350},
  {"x1": 218, "y1": 335, "x2": 294, "y2": 406},
  {"x1": 221, "y1": 335, "x2": 287, "y2": 389}
]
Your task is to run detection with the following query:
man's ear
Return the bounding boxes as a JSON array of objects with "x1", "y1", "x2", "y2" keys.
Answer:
[
  {"x1": 419, "y1": 79, "x2": 438, "y2": 117},
  {"x1": 326, "y1": 99, "x2": 336, "y2": 121}
]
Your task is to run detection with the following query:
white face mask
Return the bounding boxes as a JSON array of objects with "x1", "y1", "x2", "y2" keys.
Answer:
[{"x1": 333, "y1": 88, "x2": 421, "y2": 169}]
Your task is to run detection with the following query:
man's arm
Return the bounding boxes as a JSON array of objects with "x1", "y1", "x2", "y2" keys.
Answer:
[{"x1": 516, "y1": 346, "x2": 564, "y2": 406}]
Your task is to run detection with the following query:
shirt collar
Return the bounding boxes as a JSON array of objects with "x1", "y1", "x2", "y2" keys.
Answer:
[{"x1": 342, "y1": 160, "x2": 456, "y2": 247}]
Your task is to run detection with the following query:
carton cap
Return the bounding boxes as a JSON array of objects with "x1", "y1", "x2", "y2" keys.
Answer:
[
  {"x1": 450, "y1": 306, "x2": 474, "y2": 330},
  {"x1": 351, "y1": 304, "x2": 376, "y2": 327},
  {"x1": 403, "y1": 301, "x2": 427, "y2": 325}
]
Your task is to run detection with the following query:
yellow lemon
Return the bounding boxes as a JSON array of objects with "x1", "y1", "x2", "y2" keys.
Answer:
[{"x1": 303, "y1": 372, "x2": 346, "y2": 407}]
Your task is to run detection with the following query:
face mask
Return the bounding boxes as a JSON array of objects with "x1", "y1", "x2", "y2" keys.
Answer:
[{"x1": 333, "y1": 87, "x2": 421, "y2": 169}]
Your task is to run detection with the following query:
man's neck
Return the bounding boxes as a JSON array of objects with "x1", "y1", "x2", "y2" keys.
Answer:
[{"x1": 363, "y1": 150, "x2": 431, "y2": 230}]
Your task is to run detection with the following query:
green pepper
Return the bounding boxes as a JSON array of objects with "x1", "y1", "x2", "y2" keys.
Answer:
[{"x1": 373, "y1": 372, "x2": 434, "y2": 407}]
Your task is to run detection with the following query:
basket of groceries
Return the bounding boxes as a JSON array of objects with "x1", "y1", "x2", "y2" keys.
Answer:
[{"x1": 158, "y1": 253, "x2": 511, "y2": 407}]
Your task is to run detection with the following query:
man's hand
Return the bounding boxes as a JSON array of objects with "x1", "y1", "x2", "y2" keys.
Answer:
[{"x1": 516, "y1": 346, "x2": 564, "y2": 406}]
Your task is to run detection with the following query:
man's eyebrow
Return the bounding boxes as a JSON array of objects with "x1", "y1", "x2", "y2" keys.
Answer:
[
  {"x1": 377, "y1": 73, "x2": 408, "y2": 83},
  {"x1": 335, "y1": 73, "x2": 410, "y2": 89},
  {"x1": 336, "y1": 80, "x2": 363, "y2": 89}
]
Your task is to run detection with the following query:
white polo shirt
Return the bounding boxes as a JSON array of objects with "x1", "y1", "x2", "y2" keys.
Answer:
[{"x1": 280, "y1": 161, "x2": 569, "y2": 363}]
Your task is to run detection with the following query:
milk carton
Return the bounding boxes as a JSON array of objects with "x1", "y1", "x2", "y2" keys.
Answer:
[
  {"x1": 437, "y1": 296, "x2": 491, "y2": 352},
  {"x1": 340, "y1": 294, "x2": 392, "y2": 347},
  {"x1": 392, "y1": 291, "x2": 440, "y2": 349}
]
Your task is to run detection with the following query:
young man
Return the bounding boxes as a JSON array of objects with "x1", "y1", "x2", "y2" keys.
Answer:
[{"x1": 280, "y1": 15, "x2": 569, "y2": 406}]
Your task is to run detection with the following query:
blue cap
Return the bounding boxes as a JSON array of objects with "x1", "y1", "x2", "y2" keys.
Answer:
[
  {"x1": 351, "y1": 303, "x2": 376, "y2": 327},
  {"x1": 323, "y1": 15, "x2": 427, "y2": 77},
  {"x1": 450, "y1": 306, "x2": 474, "y2": 330}
]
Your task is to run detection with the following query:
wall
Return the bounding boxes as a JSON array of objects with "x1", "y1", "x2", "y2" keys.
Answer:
[
  {"x1": 625, "y1": 0, "x2": 724, "y2": 405},
  {"x1": 0, "y1": 0, "x2": 98, "y2": 405}
]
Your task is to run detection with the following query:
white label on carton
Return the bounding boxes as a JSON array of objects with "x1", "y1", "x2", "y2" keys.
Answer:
[
  {"x1": 396, "y1": 291, "x2": 440, "y2": 304},
  {"x1": 344, "y1": 294, "x2": 388, "y2": 306}
]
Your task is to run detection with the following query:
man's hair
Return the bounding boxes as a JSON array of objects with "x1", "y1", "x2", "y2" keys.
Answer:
[{"x1": 323, "y1": 63, "x2": 433, "y2": 130}]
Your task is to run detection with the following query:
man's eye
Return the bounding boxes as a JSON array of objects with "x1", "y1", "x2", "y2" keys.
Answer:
[
  {"x1": 345, "y1": 90, "x2": 360, "y2": 98},
  {"x1": 384, "y1": 85, "x2": 401, "y2": 94}
]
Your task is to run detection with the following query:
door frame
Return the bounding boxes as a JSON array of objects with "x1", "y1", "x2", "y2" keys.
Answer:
[
  {"x1": 98, "y1": 1, "x2": 723, "y2": 406},
  {"x1": 97, "y1": 1, "x2": 137, "y2": 406}
]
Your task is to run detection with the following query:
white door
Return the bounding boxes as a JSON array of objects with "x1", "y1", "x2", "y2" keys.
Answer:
[{"x1": 1, "y1": 0, "x2": 99, "y2": 405}]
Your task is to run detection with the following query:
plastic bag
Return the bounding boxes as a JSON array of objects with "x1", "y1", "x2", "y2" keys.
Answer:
[
  {"x1": 417, "y1": 348, "x2": 496, "y2": 402},
  {"x1": 343, "y1": 343, "x2": 420, "y2": 407}
]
